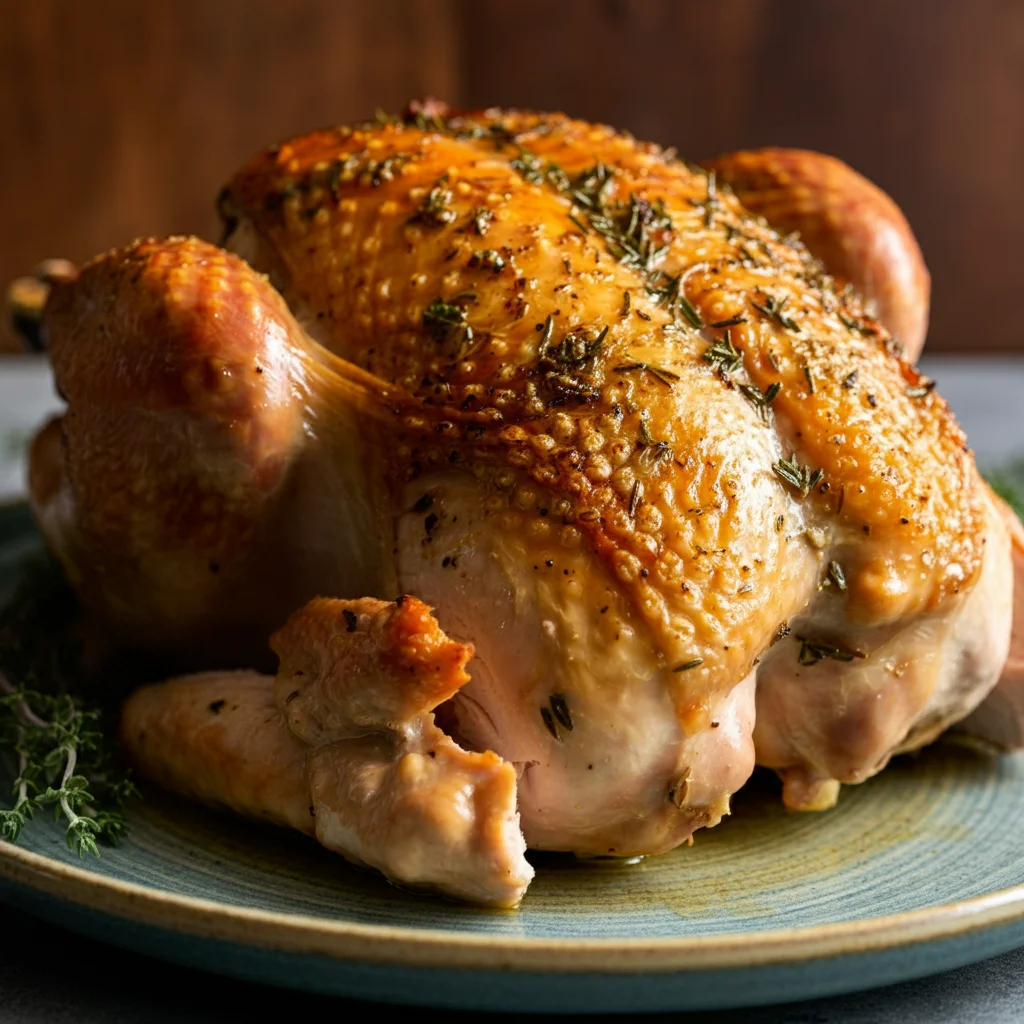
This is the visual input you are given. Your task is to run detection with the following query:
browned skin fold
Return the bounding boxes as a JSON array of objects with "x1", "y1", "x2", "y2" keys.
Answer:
[{"x1": 703, "y1": 147, "x2": 931, "y2": 361}]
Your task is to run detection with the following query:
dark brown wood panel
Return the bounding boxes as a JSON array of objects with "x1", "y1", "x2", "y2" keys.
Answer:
[
  {"x1": 3, "y1": 0, "x2": 1023, "y2": 353},
  {"x1": 461, "y1": 0, "x2": 1024, "y2": 353},
  {"x1": 0, "y1": 0, "x2": 457, "y2": 349}
]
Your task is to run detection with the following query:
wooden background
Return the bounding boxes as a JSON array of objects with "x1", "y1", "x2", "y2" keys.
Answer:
[{"x1": 2, "y1": 0, "x2": 1022, "y2": 352}]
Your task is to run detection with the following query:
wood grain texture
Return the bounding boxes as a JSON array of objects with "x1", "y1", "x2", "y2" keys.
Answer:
[
  {"x1": 0, "y1": 0, "x2": 457, "y2": 349},
  {"x1": 2, "y1": 0, "x2": 1023, "y2": 353},
  {"x1": 461, "y1": 0, "x2": 1024, "y2": 354}
]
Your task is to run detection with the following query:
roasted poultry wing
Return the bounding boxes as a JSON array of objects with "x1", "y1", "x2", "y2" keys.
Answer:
[{"x1": 22, "y1": 105, "x2": 1020, "y2": 906}]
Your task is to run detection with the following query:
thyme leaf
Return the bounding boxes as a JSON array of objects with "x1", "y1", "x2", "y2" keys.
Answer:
[
  {"x1": 826, "y1": 560, "x2": 848, "y2": 591},
  {"x1": 751, "y1": 294, "x2": 802, "y2": 332},
  {"x1": 795, "y1": 636, "x2": 862, "y2": 666},
  {"x1": 423, "y1": 298, "x2": 473, "y2": 354},
  {"x1": 614, "y1": 362, "x2": 680, "y2": 388},
  {"x1": 703, "y1": 331, "x2": 743, "y2": 374},
  {"x1": 0, "y1": 556, "x2": 138, "y2": 856},
  {"x1": 471, "y1": 207, "x2": 494, "y2": 235},
  {"x1": 773, "y1": 453, "x2": 823, "y2": 497},
  {"x1": 411, "y1": 174, "x2": 457, "y2": 227}
]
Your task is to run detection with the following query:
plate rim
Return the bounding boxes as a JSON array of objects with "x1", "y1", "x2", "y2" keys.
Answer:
[{"x1": 3, "y1": 837, "x2": 1024, "y2": 973}]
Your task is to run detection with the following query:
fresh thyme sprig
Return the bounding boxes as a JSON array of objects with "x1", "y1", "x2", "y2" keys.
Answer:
[
  {"x1": 703, "y1": 331, "x2": 743, "y2": 374},
  {"x1": 0, "y1": 557, "x2": 138, "y2": 856},
  {"x1": 751, "y1": 293, "x2": 802, "y2": 332},
  {"x1": 773, "y1": 453, "x2": 823, "y2": 497}
]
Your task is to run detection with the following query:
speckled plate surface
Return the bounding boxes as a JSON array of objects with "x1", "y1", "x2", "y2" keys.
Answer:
[{"x1": 3, "y1": 502, "x2": 1024, "y2": 1013}]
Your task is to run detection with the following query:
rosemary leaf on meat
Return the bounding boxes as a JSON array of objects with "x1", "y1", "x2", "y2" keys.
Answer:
[
  {"x1": 703, "y1": 331, "x2": 743, "y2": 374},
  {"x1": 773, "y1": 454, "x2": 823, "y2": 498},
  {"x1": 795, "y1": 636, "x2": 861, "y2": 666},
  {"x1": 751, "y1": 294, "x2": 801, "y2": 332},
  {"x1": 614, "y1": 362, "x2": 680, "y2": 388},
  {"x1": 738, "y1": 380, "x2": 782, "y2": 416}
]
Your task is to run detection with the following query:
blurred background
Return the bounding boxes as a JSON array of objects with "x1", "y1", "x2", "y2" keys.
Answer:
[{"x1": 2, "y1": 0, "x2": 1022, "y2": 352}]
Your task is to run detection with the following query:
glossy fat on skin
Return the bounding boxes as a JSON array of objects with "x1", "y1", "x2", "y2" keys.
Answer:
[
  {"x1": 30, "y1": 238, "x2": 394, "y2": 669},
  {"x1": 120, "y1": 671, "x2": 313, "y2": 834},
  {"x1": 271, "y1": 596, "x2": 533, "y2": 907},
  {"x1": 755, "y1": 490, "x2": 1012, "y2": 810},
  {"x1": 221, "y1": 108, "x2": 1003, "y2": 798},
  {"x1": 703, "y1": 148, "x2": 931, "y2": 361},
  {"x1": 397, "y1": 471, "x2": 763, "y2": 855}
]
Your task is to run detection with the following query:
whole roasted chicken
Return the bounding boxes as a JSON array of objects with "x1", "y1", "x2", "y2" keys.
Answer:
[{"x1": 17, "y1": 104, "x2": 1024, "y2": 906}]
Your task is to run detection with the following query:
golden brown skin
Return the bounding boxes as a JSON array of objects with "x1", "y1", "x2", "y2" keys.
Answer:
[
  {"x1": 31, "y1": 237, "x2": 393, "y2": 668},
  {"x1": 703, "y1": 147, "x2": 931, "y2": 360},
  {"x1": 218, "y1": 108, "x2": 980, "y2": 659},
  {"x1": 29, "y1": 106, "x2": 1012, "y2": 890}
]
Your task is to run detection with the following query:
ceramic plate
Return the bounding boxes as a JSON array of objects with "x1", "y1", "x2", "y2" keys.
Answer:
[{"x1": 3, "y1": 502, "x2": 1024, "y2": 1013}]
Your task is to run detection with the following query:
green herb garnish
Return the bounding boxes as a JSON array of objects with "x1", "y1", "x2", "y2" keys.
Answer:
[
  {"x1": 751, "y1": 294, "x2": 801, "y2": 332},
  {"x1": 0, "y1": 557, "x2": 138, "y2": 856},
  {"x1": 796, "y1": 636, "x2": 861, "y2": 666},
  {"x1": 703, "y1": 331, "x2": 743, "y2": 374},
  {"x1": 773, "y1": 454, "x2": 823, "y2": 497}
]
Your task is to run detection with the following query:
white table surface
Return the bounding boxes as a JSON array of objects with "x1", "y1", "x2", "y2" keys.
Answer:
[{"x1": 2, "y1": 353, "x2": 1024, "y2": 1023}]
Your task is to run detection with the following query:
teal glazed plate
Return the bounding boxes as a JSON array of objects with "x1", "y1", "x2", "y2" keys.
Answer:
[{"x1": 3, "y1": 502, "x2": 1024, "y2": 1013}]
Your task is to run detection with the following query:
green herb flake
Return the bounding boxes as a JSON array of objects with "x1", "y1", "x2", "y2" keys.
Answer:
[
  {"x1": 703, "y1": 331, "x2": 743, "y2": 374},
  {"x1": 423, "y1": 298, "x2": 473, "y2": 353},
  {"x1": 827, "y1": 560, "x2": 848, "y2": 591},
  {"x1": 796, "y1": 636, "x2": 861, "y2": 666},
  {"x1": 751, "y1": 294, "x2": 802, "y2": 332},
  {"x1": 773, "y1": 454, "x2": 823, "y2": 498},
  {"x1": 471, "y1": 207, "x2": 494, "y2": 236},
  {"x1": 673, "y1": 658, "x2": 704, "y2": 672},
  {"x1": 411, "y1": 174, "x2": 457, "y2": 227},
  {"x1": 614, "y1": 362, "x2": 680, "y2": 388}
]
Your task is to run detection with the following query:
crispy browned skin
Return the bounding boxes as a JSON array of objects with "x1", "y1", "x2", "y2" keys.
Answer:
[
  {"x1": 271, "y1": 595, "x2": 474, "y2": 734},
  {"x1": 220, "y1": 107, "x2": 981, "y2": 665},
  {"x1": 703, "y1": 147, "x2": 931, "y2": 360}
]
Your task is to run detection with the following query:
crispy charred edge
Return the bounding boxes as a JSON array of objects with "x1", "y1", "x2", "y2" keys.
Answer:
[{"x1": 270, "y1": 595, "x2": 475, "y2": 722}]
